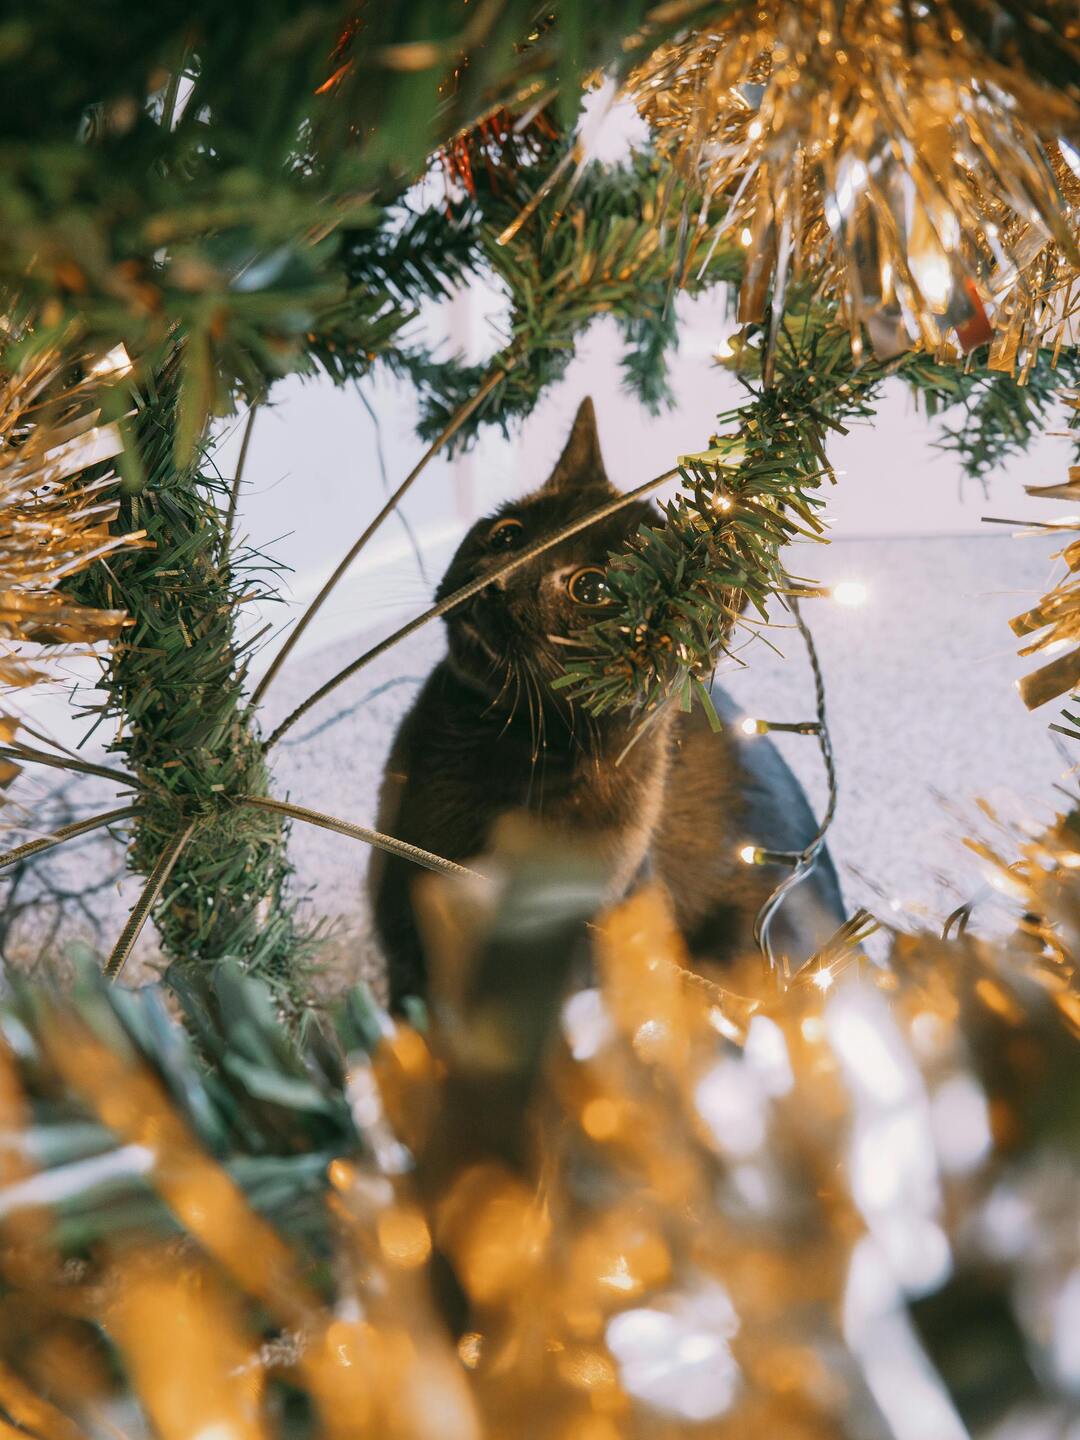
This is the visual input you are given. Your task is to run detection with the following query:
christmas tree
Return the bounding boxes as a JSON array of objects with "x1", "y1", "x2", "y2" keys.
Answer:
[{"x1": 0, "y1": 3, "x2": 1079, "y2": 1435}]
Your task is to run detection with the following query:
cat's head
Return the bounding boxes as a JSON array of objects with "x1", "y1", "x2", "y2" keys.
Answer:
[{"x1": 436, "y1": 398, "x2": 654, "y2": 705}]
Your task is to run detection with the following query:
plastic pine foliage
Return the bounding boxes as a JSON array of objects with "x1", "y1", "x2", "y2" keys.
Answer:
[
  {"x1": 65, "y1": 355, "x2": 322, "y2": 1008},
  {"x1": 382, "y1": 145, "x2": 746, "y2": 448}
]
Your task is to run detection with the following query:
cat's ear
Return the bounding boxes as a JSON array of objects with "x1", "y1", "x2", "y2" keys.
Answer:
[{"x1": 542, "y1": 397, "x2": 611, "y2": 494}]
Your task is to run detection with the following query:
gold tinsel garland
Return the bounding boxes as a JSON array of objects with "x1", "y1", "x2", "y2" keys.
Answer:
[
  {"x1": 0, "y1": 345, "x2": 144, "y2": 780},
  {"x1": 1006, "y1": 389, "x2": 1080, "y2": 714},
  {"x1": 628, "y1": 1, "x2": 1080, "y2": 380}
]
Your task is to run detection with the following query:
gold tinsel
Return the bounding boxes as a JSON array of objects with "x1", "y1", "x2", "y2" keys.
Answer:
[
  {"x1": 1003, "y1": 390, "x2": 1080, "y2": 713},
  {"x1": 0, "y1": 345, "x2": 143, "y2": 776},
  {"x1": 628, "y1": 1, "x2": 1080, "y2": 379}
]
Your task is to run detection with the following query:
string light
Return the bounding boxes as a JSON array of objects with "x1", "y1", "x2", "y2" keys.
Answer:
[
  {"x1": 737, "y1": 717, "x2": 822, "y2": 737},
  {"x1": 831, "y1": 581, "x2": 868, "y2": 607},
  {"x1": 752, "y1": 592, "x2": 839, "y2": 969},
  {"x1": 739, "y1": 844, "x2": 803, "y2": 867}
]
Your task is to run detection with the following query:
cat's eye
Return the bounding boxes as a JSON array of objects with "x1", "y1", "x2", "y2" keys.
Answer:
[
  {"x1": 567, "y1": 566, "x2": 611, "y2": 606},
  {"x1": 487, "y1": 517, "x2": 524, "y2": 548}
]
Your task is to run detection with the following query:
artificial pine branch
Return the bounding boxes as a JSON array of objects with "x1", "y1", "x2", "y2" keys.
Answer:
[
  {"x1": 66, "y1": 354, "x2": 319, "y2": 1011},
  {"x1": 557, "y1": 307, "x2": 1080, "y2": 719},
  {"x1": 554, "y1": 306, "x2": 888, "y2": 716},
  {"x1": 900, "y1": 345, "x2": 1080, "y2": 480},
  {"x1": 383, "y1": 149, "x2": 746, "y2": 451}
]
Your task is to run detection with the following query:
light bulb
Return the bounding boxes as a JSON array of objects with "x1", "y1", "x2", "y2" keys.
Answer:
[
  {"x1": 831, "y1": 580, "x2": 867, "y2": 607},
  {"x1": 739, "y1": 226, "x2": 753, "y2": 246},
  {"x1": 738, "y1": 844, "x2": 759, "y2": 865},
  {"x1": 738, "y1": 717, "x2": 762, "y2": 736},
  {"x1": 812, "y1": 967, "x2": 834, "y2": 992}
]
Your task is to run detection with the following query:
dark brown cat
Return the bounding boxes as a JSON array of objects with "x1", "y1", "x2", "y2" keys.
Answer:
[{"x1": 370, "y1": 399, "x2": 843, "y2": 1007}]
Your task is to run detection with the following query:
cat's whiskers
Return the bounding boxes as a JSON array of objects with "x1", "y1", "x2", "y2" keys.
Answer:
[
  {"x1": 523, "y1": 661, "x2": 542, "y2": 767},
  {"x1": 533, "y1": 662, "x2": 549, "y2": 760},
  {"x1": 499, "y1": 656, "x2": 525, "y2": 741},
  {"x1": 483, "y1": 650, "x2": 517, "y2": 719}
]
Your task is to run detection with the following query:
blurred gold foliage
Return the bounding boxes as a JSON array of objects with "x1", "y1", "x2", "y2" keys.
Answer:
[{"x1": 0, "y1": 836, "x2": 1076, "y2": 1437}]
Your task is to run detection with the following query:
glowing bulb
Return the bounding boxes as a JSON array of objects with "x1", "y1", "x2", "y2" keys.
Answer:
[
  {"x1": 739, "y1": 717, "x2": 762, "y2": 736},
  {"x1": 832, "y1": 580, "x2": 867, "y2": 607},
  {"x1": 747, "y1": 119, "x2": 763, "y2": 140},
  {"x1": 714, "y1": 495, "x2": 733, "y2": 512},
  {"x1": 812, "y1": 967, "x2": 834, "y2": 992},
  {"x1": 739, "y1": 226, "x2": 753, "y2": 246},
  {"x1": 738, "y1": 844, "x2": 759, "y2": 865}
]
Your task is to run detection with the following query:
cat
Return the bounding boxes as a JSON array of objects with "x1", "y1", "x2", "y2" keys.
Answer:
[{"x1": 369, "y1": 398, "x2": 844, "y2": 1008}]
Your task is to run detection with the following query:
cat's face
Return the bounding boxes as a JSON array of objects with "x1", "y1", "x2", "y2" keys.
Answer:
[{"x1": 436, "y1": 399, "x2": 654, "y2": 708}]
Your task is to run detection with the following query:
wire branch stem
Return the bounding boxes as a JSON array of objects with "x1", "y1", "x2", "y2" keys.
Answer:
[
  {"x1": 263, "y1": 465, "x2": 679, "y2": 751},
  {"x1": 104, "y1": 821, "x2": 197, "y2": 982},
  {"x1": 242, "y1": 795, "x2": 479, "y2": 878},
  {"x1": 0, "y1": 805, "x2": 139, "y2": 872},
  {"x1": 223, "y1": 404, "x2": 258, "y2": 553},
  {"x1": 0, "y1": 743, "x2": 145, "y2": 792},
  {"x1": 251, "y1": 365, "x2": 509, "y2": 708}
]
